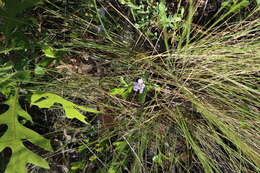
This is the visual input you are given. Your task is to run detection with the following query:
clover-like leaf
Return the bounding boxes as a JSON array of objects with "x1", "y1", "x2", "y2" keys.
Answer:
[
  {"x1": 31, "y1": 93, "x2": 100, "y2": 124},
  {"x1": 0, "y1": 92, "x2": 53, "y2": 173}
]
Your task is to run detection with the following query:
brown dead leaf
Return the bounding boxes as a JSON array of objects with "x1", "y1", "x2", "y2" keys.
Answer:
[
  {"x1": 0, "y1": 34, "x2": 5, "y2": 41},
  {"x1": 55, "y1": 58, "x2": 94, "y2": 75}
]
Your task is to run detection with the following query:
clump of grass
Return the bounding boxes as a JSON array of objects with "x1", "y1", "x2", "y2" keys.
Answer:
[{"x1": 39, "y1": 20, "x2": 259, "y2": 173}]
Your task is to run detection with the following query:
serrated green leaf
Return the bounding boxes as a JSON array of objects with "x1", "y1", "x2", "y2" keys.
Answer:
[
  {"x1": 0, "y1": 92, "x2": 52, "y2": 173},
  {"x1": 31, "y1": 93, "x2": 100, "y2": 124}
]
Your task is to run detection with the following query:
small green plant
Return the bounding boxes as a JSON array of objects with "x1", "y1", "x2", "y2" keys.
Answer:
[{"x1": 109, "y1": 77, "x2": 150, "y2": 103}]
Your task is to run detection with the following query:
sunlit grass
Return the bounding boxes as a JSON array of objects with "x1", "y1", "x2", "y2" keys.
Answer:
[{"x1": 35, "y1": 18, "x2": 260, "y2": 172}]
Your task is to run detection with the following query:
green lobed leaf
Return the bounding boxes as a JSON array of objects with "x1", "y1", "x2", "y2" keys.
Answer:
[
  {"x1": 0, "y1": 92, "x2": 52, "y2": 173},
  {"x1": 31, "y1": 93, "x2": 100, "y2": 124}
]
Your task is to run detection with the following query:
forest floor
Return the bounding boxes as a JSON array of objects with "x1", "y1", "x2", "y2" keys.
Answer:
[{"x1": 0, "y1": 0, "x2": 260, "y2": 173}]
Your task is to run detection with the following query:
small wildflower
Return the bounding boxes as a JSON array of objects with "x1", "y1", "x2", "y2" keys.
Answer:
[
  {"x1": 97, "y1": 24, "x2": 105, "y2": 33},
  {"x1": 98, "y1": 8, "x2": 106, "y2": 18},
  {"x1": 133, "y1": 78, "x2": 145, "y2": 94}
]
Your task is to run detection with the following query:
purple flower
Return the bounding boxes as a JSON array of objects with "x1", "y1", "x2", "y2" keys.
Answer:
[
  {"x1": 133, "y1": 79, "x2": 145, "y2": 94},
  {"x1": 98, "y1": 8, "x2": 107, "y2": 18},
  {"x1": 97, "y1": 25, "x2": 105, "y2": 33}
]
